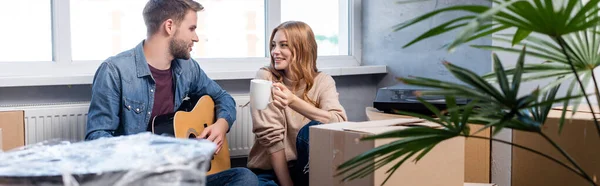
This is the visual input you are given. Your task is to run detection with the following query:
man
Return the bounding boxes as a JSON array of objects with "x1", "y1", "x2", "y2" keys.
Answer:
[{"x1": 85, "y1": 0, "x2": 258, "y2": 185}]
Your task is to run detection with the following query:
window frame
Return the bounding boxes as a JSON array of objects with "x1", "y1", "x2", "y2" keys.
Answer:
[{"x1": 0, "y1": 0, "x2": 369, "y2": 87}]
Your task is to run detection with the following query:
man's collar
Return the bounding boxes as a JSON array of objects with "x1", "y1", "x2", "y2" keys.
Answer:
[{"x1": 134, "y1": 40, "x2": 182, "y2": 77}]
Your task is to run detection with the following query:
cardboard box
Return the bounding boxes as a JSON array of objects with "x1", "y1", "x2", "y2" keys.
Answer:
[
  {"x1": 366, "y1": 107, "x2": 491, "y2": 183},
  {"x1": 512, "y1": 106, "x2": 600, "y2": 186},
  {"x1": 310, "y1": 118, "x2": 465, "y2": 186},
  {"x1": 0, "y1": 110, "x2": 25, "y2": 151}
]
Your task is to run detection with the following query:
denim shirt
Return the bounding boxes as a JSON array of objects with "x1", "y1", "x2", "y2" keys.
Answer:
[{"x1": 85, "y1": 41, "x2": 236, "y2": 140}]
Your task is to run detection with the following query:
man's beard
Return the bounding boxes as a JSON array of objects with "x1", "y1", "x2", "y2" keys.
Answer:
[{"x1": 169, "y1": 37, "x2": 191, "y2": 60}]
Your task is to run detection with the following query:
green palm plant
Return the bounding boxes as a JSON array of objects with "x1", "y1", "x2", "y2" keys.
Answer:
[{"x1": 337, "y1": 0, "x2": 600, "y2": 185}]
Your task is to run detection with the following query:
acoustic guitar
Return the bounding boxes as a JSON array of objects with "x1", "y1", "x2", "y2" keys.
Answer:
[{"x1": 151, "y1": 95, "x2": 231, "y2": 175}]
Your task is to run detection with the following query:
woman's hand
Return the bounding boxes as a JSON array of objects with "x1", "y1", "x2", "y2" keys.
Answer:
[{"x1": 272, "y1": 83, "x2": 297, "y2": 110}]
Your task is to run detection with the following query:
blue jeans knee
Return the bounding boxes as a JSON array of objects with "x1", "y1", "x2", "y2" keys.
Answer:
[
  {"x1": 207, "y1": 167, "x2": 258, "y2": 186},
  {"x1": 296, "y1": 120, "x2": 321, "y2": 145}
]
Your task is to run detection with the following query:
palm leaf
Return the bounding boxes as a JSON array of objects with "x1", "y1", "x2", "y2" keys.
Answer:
[
  {"x1": 337, "y1": 92, "x2": 477, "y2": 183},
  {"x1": 539, "y1": 85, "x2": 561, "y2": 125},
  {"x1": 570, "y1": 71, "x2": 593, "y2": 114},
  {"x1": 538, "y1": 75, "x2": 573, "y2": 94},
  {"x1": 483, "y1": 64, "x2": 573, "y2": 79},
  {"x1": 488, "y1": 111, "x2": 517, "y2": 135},
  {"x1": 562, "y1": 33, "x2": 589, "y2": 65},
  {"x1": 520, "y1": 71, "x2": 573, "y2": 82},
  {"x1": 418, "y1": 97, "x2": 451, "y2": 124},
  {"x1": 445, "y1": 96, "x2": 459, "y2": 129},
  {"x1": 443, "y1": 62, "x2": 506, "y2": 102},
  {"x1": 395, "y1": 0, "x2": 600, "y2": 51},
  {"x1": 460, "y1": 99, "x2": 477, "y2": 135},
  {"x1": 493, "y1": 53, "x2": 511, "y2": 99},
  {"x1": 511, "y1": 46, "x2": 527, "y2": 100},
  {"x1": 347, "y1": 1, "x2": 600, "y2": 185},
  {"x1": 515, "y1": 112, "x2": 542, "y2": 132},
  {"x1": 447, "y1": 0, "x2": 523, "y2": 51},
  {"x1": 379, "y1": 150, "x2": 418, "y2": 185},
  {"x1": 508, "y1": 34, "x2": 563, "y2": 55},
  {"x1": 403, "y1": 16, "x2": 474, "y2": 48},
  {"x1": 525, "y1": 93, "x2": 587, "y2": 110},
  {"x1": 393, "y1": 5, "x2": 489, "y2": 32},
  {"x1": 462, "y1": 25, "x2": 511, "y2": 44},
  {"x1": 559, "y1": 78, "x2": 578, "y2": 134},
  {"x1": 398, "y1": 77, "x2": 500, "y2": 104},
  {"x1": 472, "y1": 45, "x2": 566, "y2": 63},
  {"x1": 337, "y1": 133, "x2": 454, "y2": 182},
  {"x1": 492, "y1": 35, "x2": 565, "y2": 61},
  {"x1": 513, "y1": 28, "x2": 532, "y2": 46},
  {"x1": 566, "y1": 0, "x2": 600, "y2": 30}
]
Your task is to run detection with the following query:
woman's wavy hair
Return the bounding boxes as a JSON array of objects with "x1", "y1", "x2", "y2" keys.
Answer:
[{"x1": 265, "y1": 21, "x2": 319, "y2": 107}]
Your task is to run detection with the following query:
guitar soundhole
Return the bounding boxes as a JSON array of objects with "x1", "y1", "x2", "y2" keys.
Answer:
[{"x1": 188, "y1": 133, "x2": 196, "y2": 139}]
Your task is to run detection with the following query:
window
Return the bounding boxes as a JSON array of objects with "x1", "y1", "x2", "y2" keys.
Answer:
[
  {"x1": 69, "y1": 0, "x2": 349, "y2": 60},
  {"x1": 70, "y1": 0, "x2": 147, "y2": 61},
  {"x1": 281, "y1": 0, "x2": 348, "y2": 56},
  {"x1": 194, "y1": 0, "x2": 265, "y2": 58},
  {"x1": 0, "y1": 0, "x2": 362, "y2": 86},
  {"x1": 0, "y1": 1, "x2": 52, "y2": 62},
  {"x1": 70, "y1": 0, "x2": 265, "y2": 60}
]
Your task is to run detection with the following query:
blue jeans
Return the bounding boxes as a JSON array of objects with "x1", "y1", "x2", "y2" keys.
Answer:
[
  {"x1": 252, "y1": 121, "x2": 321, "y2": 186},
  {"x1": 207, "y1": 167, "x2": 258, "y2": 186}
]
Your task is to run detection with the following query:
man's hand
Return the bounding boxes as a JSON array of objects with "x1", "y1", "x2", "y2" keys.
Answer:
[{"x1": 199, "y1": 118, "x2": 229, "y2": 154}]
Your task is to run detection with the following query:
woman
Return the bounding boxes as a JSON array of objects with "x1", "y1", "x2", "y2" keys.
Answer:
[{"x1": 247, "y1": 21, "x2": 348, "y2": 186}]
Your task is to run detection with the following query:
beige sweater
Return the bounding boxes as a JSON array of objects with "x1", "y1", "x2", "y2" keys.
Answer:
[{"x1": 247, "y1": 69, "x2": 348, "y2": 170}]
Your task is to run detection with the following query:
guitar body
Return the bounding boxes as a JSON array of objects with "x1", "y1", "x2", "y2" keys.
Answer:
[{"x1": 151, "y1": 95, "x2": 231, "y2": 175}]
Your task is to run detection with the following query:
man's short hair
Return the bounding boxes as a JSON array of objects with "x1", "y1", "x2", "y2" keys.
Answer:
[{"x1": 143, "y1": 0, "x2": 204, "y2": 36}]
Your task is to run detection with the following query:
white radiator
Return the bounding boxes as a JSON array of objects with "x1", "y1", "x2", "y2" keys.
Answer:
[
  {"x1": 227, "y1": 95, "x2": 255, "y2": 157},
  {"x1": 1, "y1": 103, "x2": 90, "y2": 145},
  {"x1": 1, "y1": 95, "x2": 255, "y2": 157}
]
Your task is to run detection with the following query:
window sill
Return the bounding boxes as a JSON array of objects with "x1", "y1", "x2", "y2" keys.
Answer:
[{"x1": 0, "y1": 65, "x2": 387, "y2": 87}]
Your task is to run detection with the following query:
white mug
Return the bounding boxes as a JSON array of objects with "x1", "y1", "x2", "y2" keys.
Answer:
[{"x1": 250, "y1": 79, "x2": 274, "y2": 110}]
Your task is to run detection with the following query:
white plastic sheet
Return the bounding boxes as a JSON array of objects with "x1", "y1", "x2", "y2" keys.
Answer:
[{"x1": 0, "y1": 132, "x2": 216, "y2": 186}]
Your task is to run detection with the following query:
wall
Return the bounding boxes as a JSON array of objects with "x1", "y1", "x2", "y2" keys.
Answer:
[{"x1": 361, "y1": 0, "x2": 493, "y2": 88}]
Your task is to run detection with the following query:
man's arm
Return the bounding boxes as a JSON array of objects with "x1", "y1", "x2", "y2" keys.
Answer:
[
  {"x1": 190, "y1": 60, "x2": 236, "y2": 130},
  {"x1": 190, "y1": 60, "x2": 236, "y2": 154},
  {"x1": 85, "y1": 62, "x2": 122, "y2": 140}
]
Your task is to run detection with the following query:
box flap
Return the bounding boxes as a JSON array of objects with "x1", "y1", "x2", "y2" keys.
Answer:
[
  {"x1": 312, "y1": 118, "x2": 425, "y2": 132},
  {"x1": 344, "y1": 126, "x2": 410, "y2": 135},
  {"x1": 343, "y1": 121, "x2": 442, "y2": 135},
  {"x1": 548, "y1": 106, "x2": 600, "y2": 120},
  {"x1": 552, "y1": 105, "x2": 600, "y2": 113}
]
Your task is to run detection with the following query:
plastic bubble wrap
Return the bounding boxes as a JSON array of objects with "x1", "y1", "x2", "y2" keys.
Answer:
[{"x1": 0, "y1": 132, "x2": 216, "y2": 186}]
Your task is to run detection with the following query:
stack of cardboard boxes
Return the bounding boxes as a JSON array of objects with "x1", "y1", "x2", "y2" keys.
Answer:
[
  {"x1": 359, "y1": 106, "x2": 600, "y2": 186},
  {"x1": 307, "y1": 107, "x2": 496, "y2": 185},
  {"x1": 365, "y1": 107, "x2": 492, "y2": 183},
  {"x1": 512, "y1": 106, "x2": 600, "y2": 186}
]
